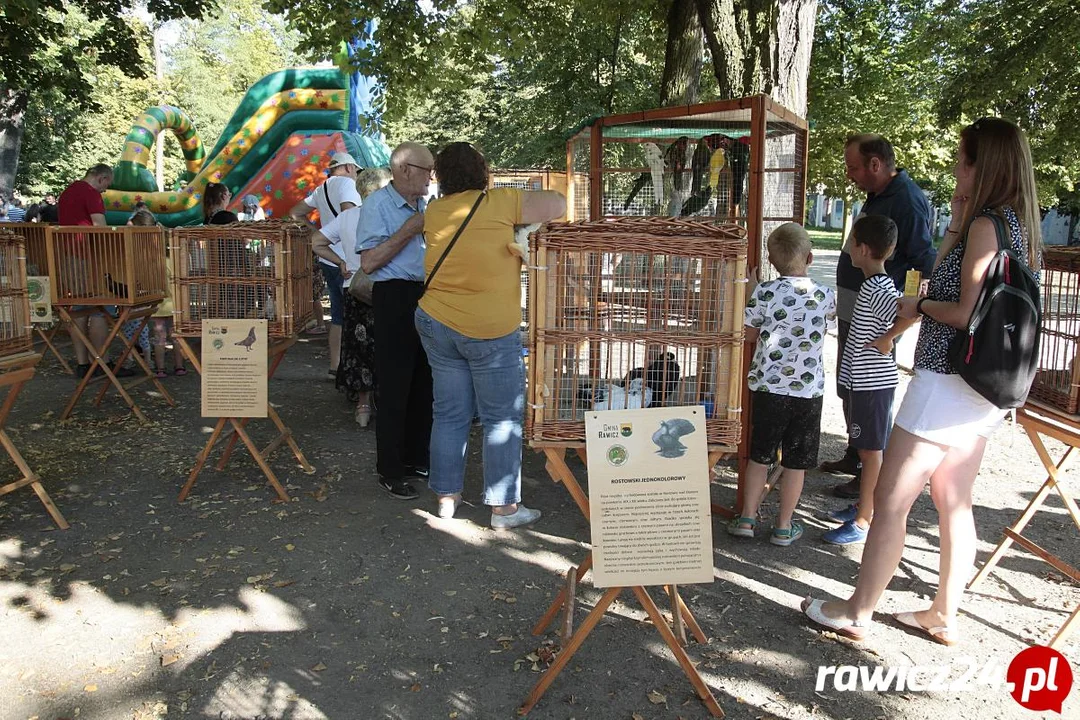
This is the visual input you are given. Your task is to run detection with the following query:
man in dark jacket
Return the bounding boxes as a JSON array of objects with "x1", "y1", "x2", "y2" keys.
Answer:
[{"x1": 822, "y1": 134, "x2": 936, "y2": 498}]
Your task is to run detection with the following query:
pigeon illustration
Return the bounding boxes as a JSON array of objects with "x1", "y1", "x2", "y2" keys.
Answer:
[
  {"x1": 651, "y1": 418, "x2": 697, "y2": 458},
  {"x1": 234, "y1": 326, "x2": 257, "y2": 351}
]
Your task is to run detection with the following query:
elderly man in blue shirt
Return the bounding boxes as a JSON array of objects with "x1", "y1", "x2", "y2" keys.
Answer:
[{"x1": 357, "y1": 141, "x2": 435, "y2": 500}]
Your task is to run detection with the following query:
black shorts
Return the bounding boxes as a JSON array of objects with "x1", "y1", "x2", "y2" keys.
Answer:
[
  {"x1": 844, "y1": 387, "x2": 895, "y2": 451},
  {"x1": 749, "y1": 391, "x2": 823, "y2": 470}
]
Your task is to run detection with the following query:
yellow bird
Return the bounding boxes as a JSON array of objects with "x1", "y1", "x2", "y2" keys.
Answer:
[{"x1": 708, "y1": 147, "x2": 726, "y2": 190}]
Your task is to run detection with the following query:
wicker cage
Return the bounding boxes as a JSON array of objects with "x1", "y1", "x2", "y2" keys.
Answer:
[
  {"x1": 1031, "y1": 246, "x2": 1080, "y2": 413},
  {"x1": 2, "y1": 223, "x2": 50, "y2": 275},
  {"x1": 45, "y1": 226, "x2": 167, "y2": 306},
  {"x1": 0, "y1": 230, "x2": 33, "y2": 358},
  {"x1": 527, "y1": 218, "x2": 747, "y2": 449},
  {"x1": 170, "y1": 221, "x2": 314, "y2": 338}
]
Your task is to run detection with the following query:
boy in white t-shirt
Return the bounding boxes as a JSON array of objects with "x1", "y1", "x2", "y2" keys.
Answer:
[
  {"x1": 729, "y1": 223, "x2": 836, "y2": 546},
  {"x1": 823, "y1": 215, "x2": 913, "y2": 545}
]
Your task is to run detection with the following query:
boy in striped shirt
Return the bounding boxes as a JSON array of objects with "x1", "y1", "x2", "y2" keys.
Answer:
[{"x1": 825, "y1": 215, "x2": 905, "y2": 545}]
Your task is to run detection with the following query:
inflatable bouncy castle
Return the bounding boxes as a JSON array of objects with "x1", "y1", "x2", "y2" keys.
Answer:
[{"x1": 102, "y1": 67, "x2": 390, "y2": 226}]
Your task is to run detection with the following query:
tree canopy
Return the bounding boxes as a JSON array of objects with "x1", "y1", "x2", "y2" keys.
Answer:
[{"x1": 8, "y1": 0, "x2": 1079, "y2": 214}]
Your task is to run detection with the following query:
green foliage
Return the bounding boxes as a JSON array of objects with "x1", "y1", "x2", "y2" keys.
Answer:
[
  {"x1": 15, "y1": 10, "x2": 161, "y2": 196},
  {"x1": 381, "y1": 0, "x2": 670, "y2": 168},
  {"x1": 807, "y1": 0, "x2": 956, "y2": 205},
  {"x1": 164, "y1": 0, "x2": 302, "y2": 157},
  {"x1": 937, "y1": 0, "x2": 1080, "y2": 211},
  {"x1": 0, "y1": 0, "x2": 213, "y2": 98},
  {"x1": 15, "y1": 0, "x2": 301, "y2": 197}
]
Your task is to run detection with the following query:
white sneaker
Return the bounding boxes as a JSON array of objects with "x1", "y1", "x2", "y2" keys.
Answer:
[
  {"x1": 437, "y1": 495, "x2": 461, "y2": 519},
  {"x1": 490, "y1": 505, "x2": 541, "y2": 529}
]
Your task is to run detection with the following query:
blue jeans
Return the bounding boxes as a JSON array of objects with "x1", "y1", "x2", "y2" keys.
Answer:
[
  {"x1": 415, "y1": 307, "x2": 524, "y2": 506},
  {"x1": 320, "y1": 263, "x2": 344, "y2": 325}
]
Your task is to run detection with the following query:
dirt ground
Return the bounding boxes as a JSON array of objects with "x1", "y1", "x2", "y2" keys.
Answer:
[{"x1": 0, "y1": 328, "x2": 1077, "y2": 720}]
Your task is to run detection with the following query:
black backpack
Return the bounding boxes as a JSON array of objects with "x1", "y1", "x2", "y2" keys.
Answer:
[{"x1": 948, "y1": 213, "x2": 1041, "y2": 409}]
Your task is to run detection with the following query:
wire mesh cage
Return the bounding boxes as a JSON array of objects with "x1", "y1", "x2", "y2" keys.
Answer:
[
  {"x1": 170, "y1": 221, "x2": 314, "y2": 338},
  {"x1": 45, "y1": 226, "x2": 167, "y2": 306},
  {"x1": 0, "y1": 230, "x2": 33, "y2": 358},
  {"x1": 527, "y1": 218, "x2": 748, "y2": 449},
  {"x1": 2, "y1": 223, "x2": 50, "y2": 276},
  {"x1": 565, "y1": 95, "x2": 807, "y2": 281},
  {"x1": 489, "y1": 169, "x2": 567, "y2": 197},
  {"x1": 1031, "y1": 247, "x2": 1080, "y2": 414}
]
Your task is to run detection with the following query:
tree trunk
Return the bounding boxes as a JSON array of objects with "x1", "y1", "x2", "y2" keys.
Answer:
[
  {"x1": 0, "y1": 87, "x2": 28, "y2": 200},
  {"x1": 692, "y1": 0, "x2": 817, "y2": 116},
  {"x1": 659, "y1": 0, "x2": 704, "y2": 106}
]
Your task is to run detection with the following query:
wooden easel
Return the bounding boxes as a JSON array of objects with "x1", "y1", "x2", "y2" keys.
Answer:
[
  {"x1": 173, "y1": 336, "x2": 313, "y2": 503},
  {"x1": 0, "y1": 352, "x2": 68, "y2": 529},
  {"x1": 518, "y1": 445, "x2": 724, "y2": 718},
  {"x1": 33, "y1": 321, "x2": 73, "y2": 375},
  {"x1": 968, "y1": 405, "x2": 1080, "y2": 649},
  {"x1": 57, "y1": 304, "x2": 174, "y2": 421}
]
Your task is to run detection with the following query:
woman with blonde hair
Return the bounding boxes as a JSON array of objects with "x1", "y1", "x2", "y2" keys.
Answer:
[{"x1": 802, "y1": 118, "x2": 1041, "y2": 645}]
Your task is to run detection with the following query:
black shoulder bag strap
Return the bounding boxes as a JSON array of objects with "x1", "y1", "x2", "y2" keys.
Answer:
[
  {"x1": 423, "y1": 191, "x2": 486, "y2": 294},
  {"x1": 323, "y1": 181, "x2": 339, "y2": 218}
]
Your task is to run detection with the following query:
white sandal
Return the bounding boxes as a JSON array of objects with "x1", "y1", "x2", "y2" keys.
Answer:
[{"x1": 801, "y1": 596, "x2": 870, "y2": 640}]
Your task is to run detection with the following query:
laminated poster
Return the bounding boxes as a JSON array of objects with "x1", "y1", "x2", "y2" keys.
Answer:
[
  {"x1": 201, "y1": 319, "x2": 268, "y2": 418},
  {"x1": 28, "y1": 276, "x2": 51, "y2": 324},
  {"x1": 586, "y1": 405, "x2": 714, "y2": 588}
]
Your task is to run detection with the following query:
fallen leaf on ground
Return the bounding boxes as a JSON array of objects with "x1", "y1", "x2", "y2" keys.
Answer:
[
  {"x1": 409, "y1": 682, "x2": 421, "y2": 692},
  {"x1": 311, "y1": 662, "x2": 327, "y2": 672},
  {"x1": 648, "y1": 689, "x2": 667, "y2": 705}
]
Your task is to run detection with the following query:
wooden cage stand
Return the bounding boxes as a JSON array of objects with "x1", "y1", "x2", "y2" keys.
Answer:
[
  {"x1": 0, "y1": 352, "x2": 68, "y2": 529},
  {"x1": 968, "y1": 405, "x2": 1080, "y2": 649},
  {"x1": 173, "y1": 336, "x2": 313, "y2": 503},
  {"x1": 518, "y1": 444, "x2": 724, "y2": 718},
  {"x1": 58, "y1": 304, "x2": 175, "y2": 421},
  {"x1": 33, "y1": 322, "x2": 73, "y2": 375}
]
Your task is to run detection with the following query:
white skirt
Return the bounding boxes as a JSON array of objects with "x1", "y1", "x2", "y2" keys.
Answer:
[{"x1": 894, "y1": 369, "x2": 1008, "y2": 446}]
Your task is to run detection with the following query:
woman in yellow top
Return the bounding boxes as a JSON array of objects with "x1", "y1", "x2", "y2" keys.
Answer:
[{"x1": 417, "y1": 142, "x2": 565, "y2": 527}]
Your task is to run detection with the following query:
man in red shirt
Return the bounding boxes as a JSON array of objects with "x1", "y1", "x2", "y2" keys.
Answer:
[
  {"x1": 58, "y1": 164, "x2": 124, "y2": 378},
  {"x1": 59, "y1": 164, "x2": 111, "y2": 226}
]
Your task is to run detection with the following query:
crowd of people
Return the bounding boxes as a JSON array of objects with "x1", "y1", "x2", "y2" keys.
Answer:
[
  {"x1": 0, "y1": 192, "x2": 58, "y2": 224},
  {"x1": 20, "y1": 115, "x2": 1041, "y2": 639},
  {"x1": 729, "y1": 119, "x2": 1041, "y2": 648}
]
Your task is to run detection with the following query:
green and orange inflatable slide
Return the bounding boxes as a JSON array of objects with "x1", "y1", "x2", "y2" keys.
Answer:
[{"x1": 103, "y1": 67, "x2": 390, "y2": 227}]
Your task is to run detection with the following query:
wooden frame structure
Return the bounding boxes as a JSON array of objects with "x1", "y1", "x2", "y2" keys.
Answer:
[
  {"x1": 518, "y1": 447, "x2": 723, "y2": 717},
  {"x1": 0, "y1": 224, "x2": 70, "y2": 373},
  {"x1": 0, "y1": 230, "x2": 66, "y2": 528},
  {"x1": 173, "y1": 337, "x2": 313, "y2": 503},
  {"x1": 564, "y1": 96, "x2": 809, "y2": 513},
  {"x1": 520, "y1": 218, "x2": 748, "y2": 716},
  {"x1": 169, "y1": 222, "x2": 315, "y2": 502},
  {"x1": 44, "y1": 226, "x2": 173, "y2": 420},
  {"x1": 1030, "y1": 246, "x2": 1080, "y2": 414},
  {"x1": 0, "y1": 352, "x2": 67, "y2": 529},
  {"x1": 170, "y1": 221, "x2": 314, "y2": 340},
  {"x1": 968, "y1": 404, "x2": 1080, "y2": 649}
]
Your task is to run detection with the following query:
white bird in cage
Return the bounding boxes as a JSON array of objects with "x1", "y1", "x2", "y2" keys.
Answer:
[
  {"x1": 509, "y1": 223, "x2": 541, "y2": 263},
  {"x1": 643, "y1": 142, "x2": 665, "y2": 208}
]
